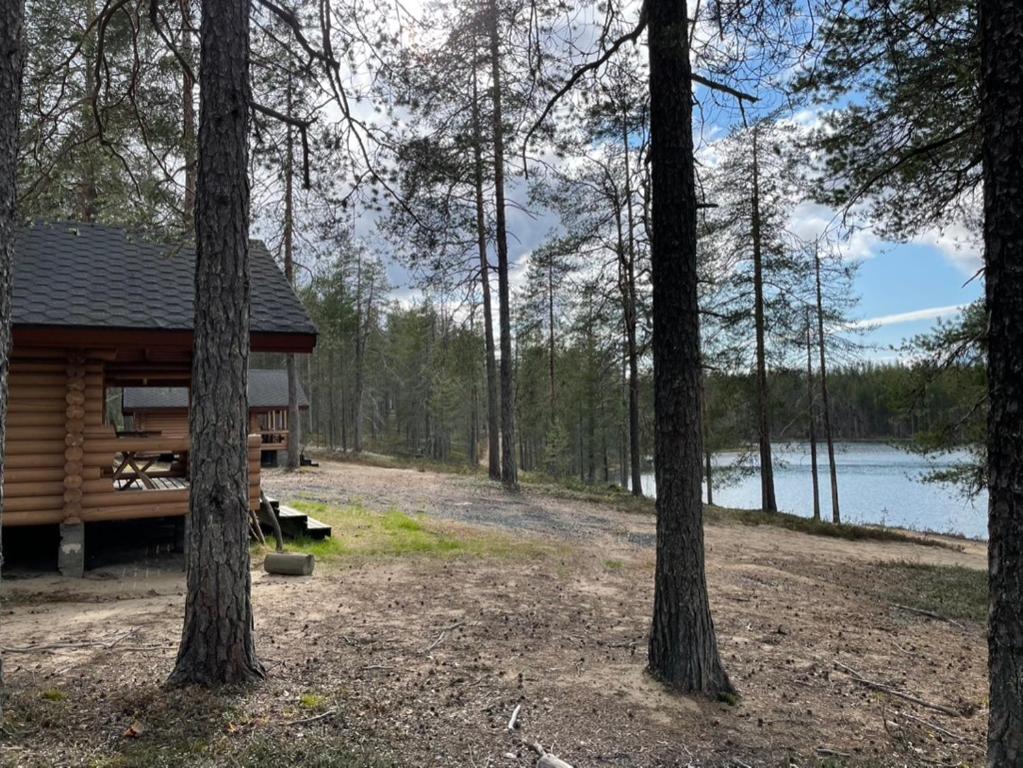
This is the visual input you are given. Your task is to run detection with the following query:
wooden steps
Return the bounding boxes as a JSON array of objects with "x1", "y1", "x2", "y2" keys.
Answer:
[{"x1": 263, "y1": 497, "x2": 332, "y2": 540}]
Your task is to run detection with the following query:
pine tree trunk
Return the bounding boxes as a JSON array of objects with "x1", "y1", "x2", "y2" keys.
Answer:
[
  {"x1": 471, "y1": 68, "x2": 501, "y2": 481},
  {"x1": 622, "y1": 116, "x2": 644, "y2": 497},
  {"x1": 704, "y1": 449, "x2": 713, "y2": 506},
  {"x1": 980, "y1": 0, "x2": 1023, "y2": 761},
  {"x1": 750, "y1": 125, "x2": 777, "y2": 513},
  {"x1": 814, "y1": 247, "x2": 840, "y2": 524},
  {"x1": 180, "y1": 0, "x2": 196, "y2": 228},
  {"x1": 283, "y1": 78, "x2": 300, "y2": 471},
  {"x1": 701, "y1": 376, "x2": 713, "y2": 505},
  {"x1": 486, "y1": 0, "x2": 517, "y2": 489},
  {"x1": 805, "y1": 307, "x2": 821, "y2": 522},
  {"x1": 646, "y1": 0, "x2": 732, "y2": 695},
  {"x1": 0, "y1": 0, "x2": 25, "y2": 720},
  {"x1": 353, "y1": 255, "x2": 365, "y2": 453},
  {"x1": 168, "y1": 0, "x2": 264, "y2": 686},
  {"x1": 547, "y1": 256, "x2": 556, "y2": 425}
]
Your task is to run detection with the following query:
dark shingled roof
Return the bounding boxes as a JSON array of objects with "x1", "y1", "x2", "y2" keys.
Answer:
[
  {"x1": 123, "y1": 369, "x2": 309, "y2": 411},
  {"x1": 12, "y1": 221, "x2": 316, "y2": 337}
]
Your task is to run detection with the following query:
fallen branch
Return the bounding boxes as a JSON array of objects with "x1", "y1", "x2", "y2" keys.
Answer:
[
  {"x1": 834, "y1": 661, "x2": 963, "y2": 718},
  {"x1": 525, "y1": 740, "x2": 574, "y2": 768},
  {"x1": 284, "y1": 708, "x2": 338, "y2": 727},
  {"x1": 891, "y1": 603, "x2": 968, "y2": 632},
  {"x1": 894, "y1": 711, "x2": 972, "y2": 743},
  {"x1": 507, "y1": 703, "x2": 522, "y2": 731},
  {"x1": 816, "y1": 747, "x2": 852, "y2": 758},
  {"x1": 2, "y1": 628, "x2": 139, "y2": 654},
  {"x1": 421, "y1": 620, "x2": 466, "y2": 654}
]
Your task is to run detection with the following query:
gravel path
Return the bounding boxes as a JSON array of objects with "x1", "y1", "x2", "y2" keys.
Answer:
[{"x1": 262, "y1": 459, "x2": 655, "y2": 551}]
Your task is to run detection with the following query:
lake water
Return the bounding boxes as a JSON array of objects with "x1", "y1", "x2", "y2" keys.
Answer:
[{"x1": 640, "y1": 442, "x2": 987, "y2": 540}]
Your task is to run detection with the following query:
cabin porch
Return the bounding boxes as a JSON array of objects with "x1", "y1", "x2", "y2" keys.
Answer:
[{"x1": 2, "y1": 351, "x2": 262, "y2": 577}]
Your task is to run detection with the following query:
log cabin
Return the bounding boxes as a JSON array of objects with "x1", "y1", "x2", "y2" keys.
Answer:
[
  {"x1": 2, "y1": 221, "x2": 317, "y2": 575},
  {"x1": 122, "y1": 369, "x2": 310, "y2": 464}
]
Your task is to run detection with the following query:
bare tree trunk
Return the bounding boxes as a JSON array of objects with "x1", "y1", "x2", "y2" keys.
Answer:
[
  {"x1": 284, "y1": 77, "x2": 300, "y2": 470},
  {"x1": 168, "y1": 0, "x2": 264, "y2": 686},
  {"x1": 646, "y1": 0, "x2": 732, "y2": 695},
  {"x1": 704, "y1": 448, "x2": 713, "y2": 505},
  {"x1": 547, "y1": 254, "x2": 556, "y2": 425},
  {"x1": 804, "y1": 307, "x2": 821, "y2": 521},
  {"x1": 486, "y1": 0, "x2": 517, "y2": 489},
  {"x1": 327, "y1": 345, "x2": 336, "y2": 449},
  {"x1": 750, "y1": 125, "x2": 777, "y2": 513},
  {"x1": 471, "y1": 68, "x2": 501, "y2": 481},
  {"x1": 814, "y1": 246, "x2": 840, "y2": 524},
  {"x1": 0, "y1": 0, "x2": 25, "y2": 719},
  {"x1": 701, "y1": 375, "x2": 713, "y2": 505},
  {"x1": 622, "y1": 116, "x2": 643, "y2": 498},
  {"x1": 353, "y1": 253, "x2": 365, "y2": 453},
  {"x1": 981, "y1": 0, "x2": 1023, "y2": 761},
  {"x1": 180, "y1": 0, "x2": 196, "y2": 228}
]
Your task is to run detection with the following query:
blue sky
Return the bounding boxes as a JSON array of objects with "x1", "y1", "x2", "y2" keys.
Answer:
[{"x1": 853, "y1": 241, "x2": 982, "y2": 358}]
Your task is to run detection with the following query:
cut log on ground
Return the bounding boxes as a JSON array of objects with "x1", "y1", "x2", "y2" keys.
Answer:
[{"x1": 264, "y1": 552, "x2": 315, "y2": 576}]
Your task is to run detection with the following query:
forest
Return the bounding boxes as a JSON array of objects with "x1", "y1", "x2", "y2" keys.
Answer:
[{"x1": 1, "y1": 0, "x2": 1021, "y2": 764}]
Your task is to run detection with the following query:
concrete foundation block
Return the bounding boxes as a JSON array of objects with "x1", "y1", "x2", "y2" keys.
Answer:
[{"x1": 59, "y1": 522, "x2": 85, "y2": 578}]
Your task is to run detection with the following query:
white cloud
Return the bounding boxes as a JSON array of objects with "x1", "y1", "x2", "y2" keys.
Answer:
[
  {"x1": 910, "y1": 222, "x2": 983, "y2": 276},
  {"x1": 850, "y1": 303, "x2": 968, "y2": 330}
]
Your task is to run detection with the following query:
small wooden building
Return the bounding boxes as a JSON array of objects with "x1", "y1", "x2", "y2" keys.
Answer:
[
  {"x1": 122, "y1": 369, "x2": 310, "y2": 459},
  {"x1": 2, "y1": 222, "x2": 317, "y2": 575}
]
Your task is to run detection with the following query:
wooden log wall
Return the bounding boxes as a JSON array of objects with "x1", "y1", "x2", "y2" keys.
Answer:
[
  {"x1": 132, "y1": 410, "x2": 189, "y2": 439},
  {"x1": 2, "y1": 353, "x2": 263, "y2": 527}
]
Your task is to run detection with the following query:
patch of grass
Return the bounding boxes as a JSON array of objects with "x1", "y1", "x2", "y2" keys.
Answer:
[
  {"x1": 872, "y1": 560, "x2": 987, "y2": 623},
  {"x1": 299, "y1": 693, "x2": 329, "y2": 712},
  {"x1": 283, "y1": 501, "x2": 547, "y2": 562},
  {"x1": 286, "y1": 535, "x2": 347, "y2": 559},
  {"x1": 716, "y1": 691, "x2": 740, "y2": 707},
  {"x1": 40, "y1": 689, "x2": 67, "y2": 702},
  {"x1": 603, "y1": 559, "x2": 624, "y2": 571}
]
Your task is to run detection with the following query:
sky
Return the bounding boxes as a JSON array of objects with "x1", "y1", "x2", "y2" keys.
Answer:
[{"x1": 316, "y1": 1, "x2": 984, "y2": 366}]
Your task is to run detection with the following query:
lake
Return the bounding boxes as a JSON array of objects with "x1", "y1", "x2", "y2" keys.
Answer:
[{"x1": 639, "y1": 442, "x2": 987, "y2": 540}]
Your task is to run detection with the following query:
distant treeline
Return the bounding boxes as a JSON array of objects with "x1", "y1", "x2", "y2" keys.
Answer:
[
  {"x1": 707, "y1": 361, "x2": 986, "y2": 446},
  {"x1": 255, "y1": 293, "x2": 984, "y2": 485}
]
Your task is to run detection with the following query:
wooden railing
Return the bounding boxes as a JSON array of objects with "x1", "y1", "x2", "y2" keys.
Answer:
[{"x1": 259, "y1": 429, "x2": 289, "y2": 450}]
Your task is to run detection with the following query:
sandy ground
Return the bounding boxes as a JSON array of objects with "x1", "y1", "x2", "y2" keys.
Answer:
[{"x1": 0, "y1": 458, "x2": 989, "y2": 767}]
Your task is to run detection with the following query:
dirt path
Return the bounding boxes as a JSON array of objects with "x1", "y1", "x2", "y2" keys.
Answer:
[
  {"x1": 263, "y1": 458, "x2": 987, "y2": 569},
  {"x1": 1, "y1": 458, "x2": 989, "y2": 768}
]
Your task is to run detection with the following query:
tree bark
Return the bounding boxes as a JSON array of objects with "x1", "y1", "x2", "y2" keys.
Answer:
[
  {"x1": 0, "y1": 0, "x2": 25, "y2": 720},
  {"x1": 750, "y1": 125, "x2": 777, "y2": 513},
  {"x1": 804, "y1": 307, "x2": 821, "y2": 522},
  {"x1": 814, "y1": 246, "x2": 840, "y2": 524},
  {"x1": 180, "y1": 0, "x2": 196, "y2": 228},
  {"x1": 486, "y1": 0, "x2": 517, "y2": 489},
  {"x1": 980, "y1": 0, "x2": 1023, "y2": 762},
  {"x1": 646, "y1": 0, "x2": 732, "y2": 695},
  {"x1": 168, "y1": 0, "x2": 264, "y2": 686},
  {"x1": 622, "y1": 115, "x2": 644, "y2": 497},
  {"x1": 353, "y1": 252, "x2": 365, "y2": 453},
  {"x1": 284, "y1": 76, "x2": 300, "y2": 470},
  {"x1": 470, "y1": 68, "x2": 501, "y2": 481},
  {"x1": 547, "y1": 253, "x2": 556, "y2": 425}
]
